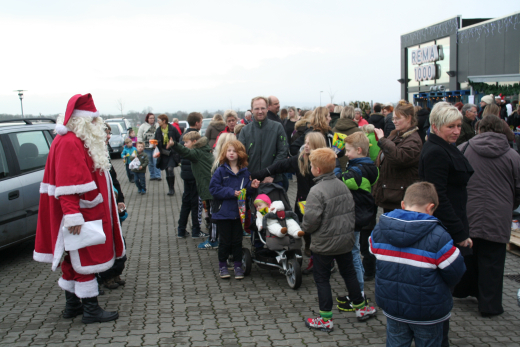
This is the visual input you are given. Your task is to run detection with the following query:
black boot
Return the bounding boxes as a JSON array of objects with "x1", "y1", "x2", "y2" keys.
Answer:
[
  {"x1": 167, "y1": 176, "x2": 175, "y2": 196},
  {"x1": 81, "y1": 296, "x2": 119, "y2": 324},
  {"x1": 63, "y1": 291, "x2": 83, "y2": 319}
]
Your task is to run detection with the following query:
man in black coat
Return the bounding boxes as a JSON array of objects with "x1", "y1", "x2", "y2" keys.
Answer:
[
  {"x1": 177, "y1": 112, "x2": 205, "y2": 238},
  {"x1": 267, "y1": 95, "x2": 282, "y2": 123},
  {"x1": 382, "y1": 104, "x2": 395, "y2": 138},
  {"x1": 368, "y1": 103, "x2": 385, "y2": 129}
]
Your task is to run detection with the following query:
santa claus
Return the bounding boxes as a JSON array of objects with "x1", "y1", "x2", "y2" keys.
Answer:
[{"x1": 34, "y1": 93, "x2": 125, "y2": 324}]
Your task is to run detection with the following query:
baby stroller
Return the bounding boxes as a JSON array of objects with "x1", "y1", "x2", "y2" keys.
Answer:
[{"x1": 242, "y1": 183, "x2": 303, "y2": 289}]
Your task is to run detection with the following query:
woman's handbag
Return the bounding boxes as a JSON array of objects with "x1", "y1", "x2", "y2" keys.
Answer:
[{"x1": 160, "y1": 148, "x2": 171, "y2": 156}]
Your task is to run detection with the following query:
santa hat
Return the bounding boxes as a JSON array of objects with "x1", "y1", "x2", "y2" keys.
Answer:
[
  {"x1": 254, "y1": 194, "x2": 271, "y2": 206},
  {"x1": 55, "y1": 93, "x2": 99, "y2": 135}
]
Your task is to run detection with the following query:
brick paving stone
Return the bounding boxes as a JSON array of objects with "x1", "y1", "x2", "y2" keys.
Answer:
[{"x1": 1, "y1": 160, "x2": 520, "y2": 346}]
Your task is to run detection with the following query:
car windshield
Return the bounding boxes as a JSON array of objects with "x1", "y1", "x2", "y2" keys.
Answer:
[
  {"x1": 201, "y1": 119, "x2": 211, "y2": 129},
  {"x1": 109, "y1": 125, "x2": 121, "y2": 135}
]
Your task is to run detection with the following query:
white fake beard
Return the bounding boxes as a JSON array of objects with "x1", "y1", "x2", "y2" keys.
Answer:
[{"x1": 56, "y1": 115, "x2": 111, "y2": 172}]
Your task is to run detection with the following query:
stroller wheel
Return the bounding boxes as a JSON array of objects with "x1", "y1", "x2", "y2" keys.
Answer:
[
  {"x1": 242, "y1": 248, "x2": 252, "y2": 276},
  {"x1": 286, "y1": 258, "x2": 302, "y2": 290}
]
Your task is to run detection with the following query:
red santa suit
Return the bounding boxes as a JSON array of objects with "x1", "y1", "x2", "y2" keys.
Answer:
[{"x1": 33, "y1": 94, "x2": 125, "y2": 298}]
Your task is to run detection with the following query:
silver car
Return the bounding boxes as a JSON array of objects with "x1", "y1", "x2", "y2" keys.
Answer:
[
  {"x1": 107, "y1": 122, "x2": 125, "y2": 158},
  {"x1": 0, "y1": 118, "x2": 56, "y2": 250}
]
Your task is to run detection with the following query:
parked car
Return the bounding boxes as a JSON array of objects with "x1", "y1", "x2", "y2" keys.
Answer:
[
  {"x1": 0, "y1": 118, "x2": 56, "y2": 250},
  {"x1": 200, "y1": 118, "x2": 211, "y2": 136},
  {"x1": 106, "y1": 117, "x2": 131, "y2": 134},
  {"x1": 106, "y1": 122, "x2": 125, "y2": 158}
]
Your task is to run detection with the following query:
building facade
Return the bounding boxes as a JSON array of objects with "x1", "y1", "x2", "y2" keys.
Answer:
[{"x1": 400, "y1": 11, "x2": 520, "y2": 110}]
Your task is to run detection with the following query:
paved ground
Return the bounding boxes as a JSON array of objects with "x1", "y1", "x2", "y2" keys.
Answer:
[{"x1": 1, "y1": 158, "x2": 520, "y2": 347}]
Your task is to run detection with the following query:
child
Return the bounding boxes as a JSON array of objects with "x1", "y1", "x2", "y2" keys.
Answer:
[
  {"x1": 253, "y1": 194, "x2": 304, "y2": 238},
  {"x1": 302, "y1": 148, "x2": 377, "y2": 332},
  {"x1": 128, "y1": 128, "x2": 137, "y2": 147},
  {"x1": 130, "y1": 142, "x2": 149, "y2": 194},
  {"x1": 370, "y1": 182, "x2": 466, "y2": 347},
  {"x1": 121, "y1": 138, "x2": 137, "y2": 183},
  {"x1": 169, "y1": 132, "x2": 216, "y2": 248},
  {"x1": 335, "y1": 132, "x2": 378, "y2": 312},
  {"x1": 209, "y1": 140, "x2": 260, "y2": 279}
]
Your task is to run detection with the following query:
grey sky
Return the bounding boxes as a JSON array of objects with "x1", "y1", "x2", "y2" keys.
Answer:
[{"x1": 1, "y1": 0, "x2": 517, "y2": 115}]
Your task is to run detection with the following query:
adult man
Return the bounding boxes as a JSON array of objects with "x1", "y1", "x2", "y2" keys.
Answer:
[
  {"x1": 267, "y1": 96, "x2": 282, "y2": 123},
  {"x1": 382, "y1": 104, "x2": 395, "y2": 138},
  {"x1": 238, "y1": 96, "x2": 288, "y2": 185},
  {"x1": 368, "y1": 103, "x2": 385, "y2": 129},
  {"x1": 34, "y1": 94, "x2": 124, "y2": 324},
  {"x1": 178, "y1": 112, "x2": 206, "y2": 238},
  {"x1": 241, "y1": 110, "x2": 252, "y2": 125},
  {"x1": 456, "y1": 103, "x2": 478, "y2": 145},
  {"x1": 327, "y1": 103, "x2": 340, "y2": 129}
]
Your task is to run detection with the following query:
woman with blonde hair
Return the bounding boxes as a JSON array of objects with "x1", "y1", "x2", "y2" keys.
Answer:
[
  {"x1": 289, "y1": 106, "x2": 336, "y2": 156},
  {"x1": 283, "y1": 106, "x2": 299, "y2": 143},
  {"x1": 251, "y1": 132, "x2": 338, "y2": 262},
  {"x1": 205, "y1": 113, "x2": 226, "y2": 148}
]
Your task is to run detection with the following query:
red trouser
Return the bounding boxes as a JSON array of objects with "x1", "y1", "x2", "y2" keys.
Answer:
[{"x1": 58, "y1": 254, "x2": 98, "y2": 298}]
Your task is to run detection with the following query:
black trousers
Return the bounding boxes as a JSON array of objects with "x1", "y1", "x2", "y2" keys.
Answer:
[
  {"x1": 216, "y1": 219, "x2": 243, "y2": 263},
  {"x1": 452, "y1": 237, "x2": 507, "y2": 315},
  {"x1": 313, "y1": 252, "x2": 363, "y2": 312},
  {"x1": 360, "y1": 211, "x2": 377, "y2": 277},
  {"x1": 178, "y1": 179, "x2": 201, "y2": 233},
  {"x1": 98, "y1": 255, "x2": 127, "y2": 281}
]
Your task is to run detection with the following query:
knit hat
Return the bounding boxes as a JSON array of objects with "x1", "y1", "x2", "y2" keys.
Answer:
[
  {"x1": 254, "y1": 194, "x2": 271, "y2": 206},
  {"x1": 481, "y1": 95, "x2": 494, "y2": 105}
]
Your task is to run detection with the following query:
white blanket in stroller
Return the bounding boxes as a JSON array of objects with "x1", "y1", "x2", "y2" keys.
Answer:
[{"x1": 256, "y1": 201, "x2": 303, "y2": 238}]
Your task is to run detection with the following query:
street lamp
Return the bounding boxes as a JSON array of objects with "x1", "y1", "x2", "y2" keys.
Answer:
[
  {"x1": 14, "y1": 90, "x2": 26, "y2": 117},
  {"x1": 320, "y1": 91, "x2": 323, "y2": 106}
]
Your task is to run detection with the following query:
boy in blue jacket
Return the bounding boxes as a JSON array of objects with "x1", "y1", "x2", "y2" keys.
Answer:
[
  {"x1": 121, "y1": 138, "x2": 137, "y2": 183},
  {"x1": 370, "y1": 182, "x2": 466, "y2": 347}
]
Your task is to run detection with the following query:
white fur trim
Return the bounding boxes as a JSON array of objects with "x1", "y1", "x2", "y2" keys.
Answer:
[
  {"x1": 63, "y1": 213, "x2": 85, "y2": 228},
  {"x1": 33, "y1": 251, "x2": 54, "y2": 263},
  {"x1": 71, "y1": 110, "x2": 100, "y2": 118},
  {"x1": 79, "y1": 193, "x2": 104, "y2": 209},
  {"x1": 52, "y1": 218, "x2": 65, "y2": 271},
  {"x1": 55, "y1": 124, "x2": 69, "y2": 135},
  {"x1": 40, "y1": 183, "x2": 56, "y2": 196},
  {"x1": 54, "y1": 181, "x2": 97, "y2": 198},
  {"x1": 74, "y1": 278, "x2": 99, "y2": 298},
  {"x1": 58, "y1": 277, "x2": 75, "y2": 293},
  {"x1": 69, "y1": 250, "x2": 115, "y2": 275}
]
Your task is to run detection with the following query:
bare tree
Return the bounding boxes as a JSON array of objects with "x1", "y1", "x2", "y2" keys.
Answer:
[
  {"x1": 116, "y1": 99, "x2": 124, "y2": 116},
  {"x1": 328, "y1": 86, "x2": 338, "y2": 104}
]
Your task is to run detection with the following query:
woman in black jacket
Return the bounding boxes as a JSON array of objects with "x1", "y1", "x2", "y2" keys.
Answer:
[
  {"x1": 418, "y1": 102, "x2": 474, "y2": 346},
  {"x1": 155, "y1": 114, "x2": 181, "y2": 195}
]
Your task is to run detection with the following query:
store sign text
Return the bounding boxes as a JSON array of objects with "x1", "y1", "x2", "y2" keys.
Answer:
[
  {"x1": 411, "y1": 45, "x2": 439, "y2": 65},
  {"x1": 414, "y1": 64, "x2": 437, "y2": 82}
]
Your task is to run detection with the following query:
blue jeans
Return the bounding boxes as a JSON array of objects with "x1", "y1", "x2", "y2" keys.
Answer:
[
  {"x1": 124, "y1": 162, "x2": 133, "y2": 181},
  {"x1": 352, "y1": 231, "x2": 364, "y2": 292},
  {"x1": 386, "y1": 317, "x2": 444, "y2": 347},
  {"x1": 134, "y1": 172, "x2": 146, "y2": 192},
  {"x1": 144, "y1": 148, "x2": 161, "y2": 179}
]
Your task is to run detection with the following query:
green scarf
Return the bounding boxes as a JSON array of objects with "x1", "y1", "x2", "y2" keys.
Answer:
[{"x1": 161, "y1": 126, "x2": 168, "y2": 145}]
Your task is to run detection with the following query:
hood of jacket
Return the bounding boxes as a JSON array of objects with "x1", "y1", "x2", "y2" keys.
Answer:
[
  {"x1": 388, "y1": 126, "x2": 418, "y2": 140},
  {"x1": 192, "y1": 136, "x2": 210, "y2": 150},
  {"x1": 209, "y1": 120, "x2": 226, "y2": 131},
  {"x1": 466, "y1": 132, "x2": 510, "y2": 158},
  {"x1": 369, "y1": 113, "x2": 384, "y2": 121},
  {"x1": 378, "y1": 209, "x2": 441, "y2": 248},
  {"x1": 295, "y1": 119, "x2": 309, "y2": 130},
  {"x1": 333, "y1": 118, "x2": 358, "y2": 132}
]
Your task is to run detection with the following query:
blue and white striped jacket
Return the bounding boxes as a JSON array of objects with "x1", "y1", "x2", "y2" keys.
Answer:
[{"x1": 370, "y1": 209, "x2": 466, "y2": 325}]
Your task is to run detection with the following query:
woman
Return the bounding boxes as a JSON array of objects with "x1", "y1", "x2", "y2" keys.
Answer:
[
  {"x1": 373, "y1": 100, "x2": 422, "y2": 212},
  {"x1": 419, "y1": 102, "x2": 474, "y2": 346},
  {"x1": 251, "y1": 132, "x2": 330, "y2": 258},
  {"x1": 291, "y1": 111, "x2": 312, "y2": 145},
  {"x1": 154, "y1": 114, "x2": 181, "y2": 196},
  {"x1": 289, "y1": 107, "x2": 335, "y2": 156},
  {"x1": 205, "y1": 114, "x2": 226, "y2": 148},
  {"x1": 332, "y1": 106, "x2": 363, "y2": 171},
  {"x1": 354, "y1": 108, "x2": 368, "y2": 127},
  {"x1": 482, "y1": 104, "x2": 515, "y2": 142},
  {"x1": 137, "y1": 112, "x2": 162, "y2": 181},
  {"x1": 507, "y1": 104, "x2": 520, "y2": 130},
  {"x1": 283, "y1": 106, "x2": 299, "y2": 143},
  {"x1": 172, "y1": 118, "x2": 182, "y2": 135},
  {"x1": 454, "y1": 115, "x2": 520, "y2": 317}
]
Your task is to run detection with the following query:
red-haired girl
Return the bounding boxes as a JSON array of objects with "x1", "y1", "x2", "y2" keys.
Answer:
[{"x1": 209, "y1": 140, "x2": 260, "y2": 280}]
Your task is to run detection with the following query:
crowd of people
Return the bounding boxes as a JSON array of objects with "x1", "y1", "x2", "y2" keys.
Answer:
[{"x1": 33, "y1": 92, "x2": 520, "y2": 347}]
